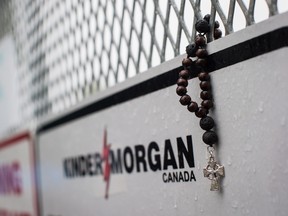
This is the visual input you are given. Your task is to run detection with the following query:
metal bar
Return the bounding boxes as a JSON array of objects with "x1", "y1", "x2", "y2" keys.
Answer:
[
  {"x1": 227, "y1": 0, "x2": 236, "y2": 34},
  {"x1": 266, "y1": 0, "x2": 279, "y2": 16}
]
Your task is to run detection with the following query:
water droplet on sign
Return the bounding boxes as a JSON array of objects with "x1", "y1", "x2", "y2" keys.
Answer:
[
  {"x1": 197, "y1": 161, "x2": 200, "y2": 170},
  {"x1": 232, "y1": 201, "x2": 239, "y2": 209},
  {"x1": 258, "y1": 102, "x2": 264, "y2": 113},
  {"x1": 281, "y1": 116, "x2": 286, "y2": 126},
  {"x1": 175, "y1": 113, "x2": 180, "y2": 122},
  {"x1": 227, "y1": 156, "x2": 232, "y2": 166}
]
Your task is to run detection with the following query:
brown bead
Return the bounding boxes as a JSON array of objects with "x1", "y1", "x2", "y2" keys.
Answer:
[
  {"x1": 177, "y1": 78, "x2": 188, "y2": 87},
  {"x1": 186, "y1": 43, "x2": 198, "y2": 57},
  {"x1": 187, "y1": 101, "x2": 199, "y2": 112},
  {"x1": 203, "y1": 14, "x2": 211, "y2": 23},
  {"x1": 198, "y1": 72, "x2": 210, "y2": 81},
  {"x1": 214, "y1": 28, "x2": 222, "y2": 39},
  {"x1": 179, "y1": 69, "x2": 190, "y2": 79},
  {"x1": 200, "y1": 81, "x2": 211, "y2": 90},
  {"x1": 196, "y1": 49, "x2": 208, "y2": 58},
  {"x1": 200, "y1": 91, "x2": 212, "y2": 100},
  {"x1": 176, "y1": 86, "x2": 187, "y2": 96},
  {"x1": 201, "y1": 100, "x2": 213, "y2": 109},
  {"x1": 195, "y1": 35, "x2": 206, "y2": 47},
  {"x1": 195, "y1": 58, "x2": 207, "y2": 67},
  {"x1": 182, "y1": 58, "x2": 193, "y2": 68},
  {"x1": 214, "y1": 21, "x2": 220, "y2": 29},
  {"x1": 195, "y1": 107, "x2": 208, "y2": 118},
  {"x1": 179, "y1": 95, "x2": 191, "y2": 106}
]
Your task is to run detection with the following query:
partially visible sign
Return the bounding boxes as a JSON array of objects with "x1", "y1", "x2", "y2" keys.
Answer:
[{"x1": 0, "y1": 133, "x2": 38, "y2": 216}]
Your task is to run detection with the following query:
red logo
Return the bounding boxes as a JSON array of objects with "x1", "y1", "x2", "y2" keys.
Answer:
[{"x1": 102, "y1": 129, "x2": 111, "y2": 199}]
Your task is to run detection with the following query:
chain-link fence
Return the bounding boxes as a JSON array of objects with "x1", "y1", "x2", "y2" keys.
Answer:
[
  {"x1": 4, "y1": 0, "x2": 288, "y2": 125},
  {"x1": 0, "y1": 0, "x2": 11, "y2": 39}
]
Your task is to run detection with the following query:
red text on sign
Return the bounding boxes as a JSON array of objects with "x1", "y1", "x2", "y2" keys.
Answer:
[{"x1": 0, "y1": 161, "x2": 22, "y2": 195}]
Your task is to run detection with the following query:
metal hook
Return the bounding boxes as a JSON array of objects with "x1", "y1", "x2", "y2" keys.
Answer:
[
  {"x1": 207, "y1": 146, "x2": 215, "y2": 162},
  {"x1": 207, "y1": 146, "x2": 214, "y2": 156}
]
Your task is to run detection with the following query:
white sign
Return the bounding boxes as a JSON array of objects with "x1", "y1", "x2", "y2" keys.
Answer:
[
  {"x1": 38, "y1": 13, "x2": 288, "y2": 216},
  {"x1": 0, "y1": 133, "x2": 38, "y2": 216}
]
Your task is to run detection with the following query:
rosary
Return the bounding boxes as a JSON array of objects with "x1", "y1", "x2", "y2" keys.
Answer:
[{"x1": 176, "y1": 15, "x2": 225, "y2": 191}]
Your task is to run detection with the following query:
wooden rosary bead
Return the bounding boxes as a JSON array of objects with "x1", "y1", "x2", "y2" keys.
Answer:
[
  {"x1": 195, "y1": 19, "x2": 210, "y2": 33},
  {"x1": 214, "y1": 21, "x2": 220, "y2": 29},
  {"x1": 177, "y1": 78, "x2": 188, "y2": 87},
  {"x1": 186, "y1": 43, "x2": 198, "y2": 57},
  {"x1": 195, "y1": 35, "x2": 206, "y2": 47},
  {"x1": 176, "y1": 86, "x2": 187, "y2": 96},
  {"x1": 200, "y1": 116, "x2": 215, "y2": 130},
  {"x1": 214, "y1": 28, "x2": 222, "y2": 39},
  {"x1": 187, "y1": 101, "x2": 199, "y2": 112},
  {"x1": 182, "y1": 58, "x2": 193, "y2": 68},
  {"x1": 196, "y1": 49, "x2": 208, "y2": 58},
  {"x1": 195, "y1": 58, "x2": 207, "y2": 67},
  {"x1": 198, "y1": 72, "x2": 210, "y2": 81},
  {"x1": 201, "y1": 100, "x2": 213, "y2": 109},
  {"x1": 179, "y1": 95, "x2": 191, "y2": 106},
  {"x1": 200, "y1": 91, "x2": 212, "y2": 100},
  {"x1": 202, "y1": 131, "x2": 218, "y2": 146},
  {"x1": 203, "y1": 14, "x2": 210, "y2": 23},
  {"x1": 195, "y1": 107, "x2": 207, "y2": 118},
  {"x1": 200, "y1": 81, "x2": 211, "y2": 91},
  {"x1": 203, "y1": 14, "x2": 220, "y2": 29},
  {"x1": 179, "y1": 69, "x2": 190, "y2": 79}
]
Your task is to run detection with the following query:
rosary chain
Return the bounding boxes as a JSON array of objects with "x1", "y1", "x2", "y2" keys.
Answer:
[{"x1": 176, "y1": 14, "x2": 222, "y2": 147}]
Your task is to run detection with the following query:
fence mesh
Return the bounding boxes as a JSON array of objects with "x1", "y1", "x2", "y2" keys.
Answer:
[{"x1": 6, "y1": 0, "x2": 288, "y2": 123}]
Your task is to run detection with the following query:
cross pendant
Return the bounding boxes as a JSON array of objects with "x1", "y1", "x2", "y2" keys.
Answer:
[{"x1": 203, "y1": 157, "x2": 225, "y2": 191}]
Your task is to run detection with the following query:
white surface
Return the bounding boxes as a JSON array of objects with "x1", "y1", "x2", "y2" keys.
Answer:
[
  {"x1": 0, "y1": 138, "x2": 36, "y2": 216},
  {"x1": 38, "y1": 13, "x2": 288, "y2": 216},
  {"x1": 39, "y1": 50, "x2": 288, "y2": 216}
]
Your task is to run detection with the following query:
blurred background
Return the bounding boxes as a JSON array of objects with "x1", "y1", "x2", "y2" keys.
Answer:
[{"x1": 0, "y1": 0, "x2": 287, "y2": 136}]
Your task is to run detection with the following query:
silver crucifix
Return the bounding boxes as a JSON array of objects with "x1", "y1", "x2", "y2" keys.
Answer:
[{"x1": 203, "y1": 152, "x2": 225, "y2": 191}]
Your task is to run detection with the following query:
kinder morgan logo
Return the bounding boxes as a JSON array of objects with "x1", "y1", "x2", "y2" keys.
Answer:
[{"x1": 63, "y1": 129, "x2": 196, "y2": 199}]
